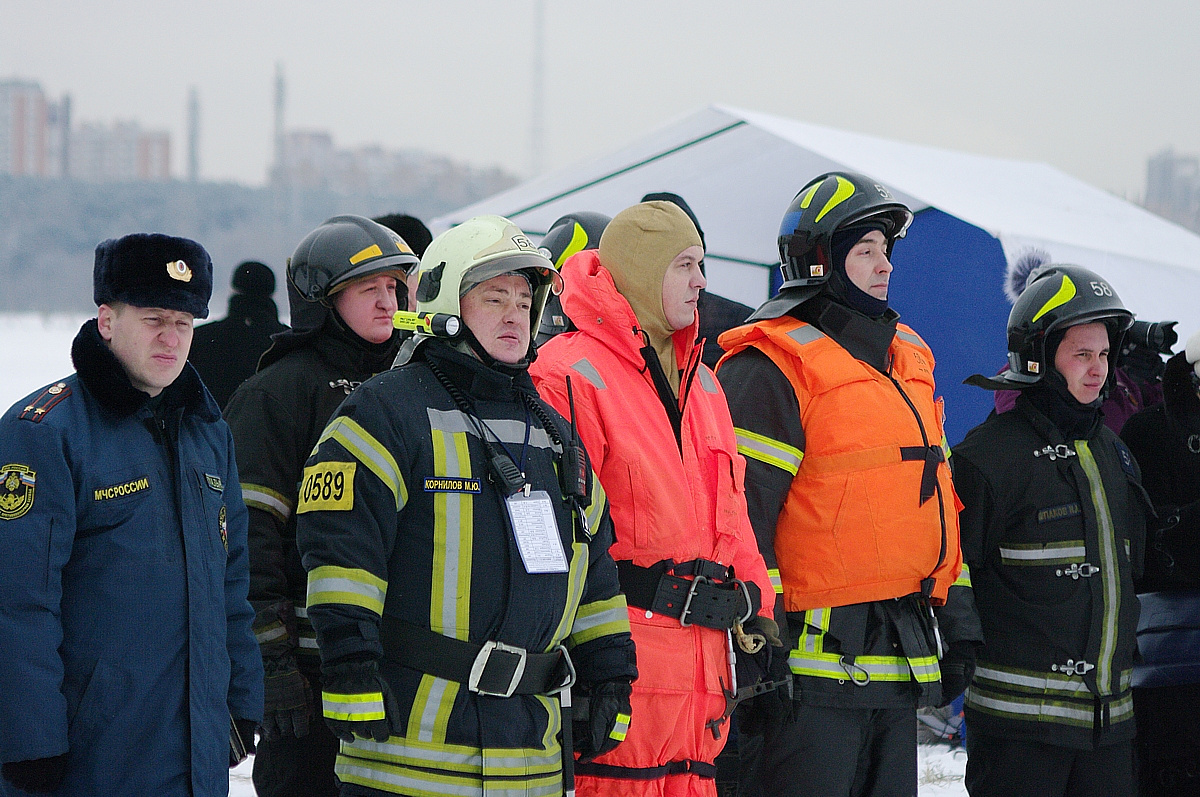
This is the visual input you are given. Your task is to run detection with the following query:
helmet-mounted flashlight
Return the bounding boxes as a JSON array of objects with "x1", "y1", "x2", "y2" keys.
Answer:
[{"x1": 393, "y1": 310, "x2": 462, "y2": 339}]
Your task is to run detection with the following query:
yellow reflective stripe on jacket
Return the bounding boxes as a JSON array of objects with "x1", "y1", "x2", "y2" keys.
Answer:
[
  {"x1": 307, "y1": 565, "x2": 387, "y2": 615},
  {"x1": 406, "y1": 674, "x2": 459, "y2": 746},
  {"x1": 323, "y1": 691, "x2": 386, "y2": 721},
  {"x1": 952, "y1": 562, "x2": 972, "y2": 588},
  {"x1": 966, "y1": 684, "x2": 1134, "y2": 729},
  {"x1": 549, "y1": 541, "x2": 589, "y2": 647},
  {"x1": 734, "y1": 427, "x2": 804, "y2": 475},
  {"x1": 336, "y1": 733, "x2": 564, "y2": 795},
  {"x1": 569, "y1": 594, "x2": 631, "y2": 646},
  {"x1": 241, "y1": 482, "x2": 293, "y2": 523},
  {"x1": 254, "y1": 616, "x2": 288, "y2": 645},
  {"x1": 428, "y1": 421, "x2": 474, "y2": 640},
  {"x1": 1075, "y1": 439, "x2": 1123, "y2": 697},
  {"x1": 583, "y1": 476, "x2": 607, "y2": 538},
  {"x1": 797, "y1": 607, "x2": 830, "y2": 654},
  {"x1": 767, "y1": 568, "x2": 784, "y2": 594},
  {"x1": 972, "y1": 663, "x2": 1129, "y2": 699},
  {"x1": 320, "y1": 416, "x2": 408, "y2": 512}
]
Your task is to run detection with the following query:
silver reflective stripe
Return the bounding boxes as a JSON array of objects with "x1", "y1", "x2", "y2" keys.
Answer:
[
  {"x1": 336, "y1": 762, "x2": 481, "y2": 797},
  {"x1": 255, "y1": 625, "x2": 287, "y2": 644},
  {"x1": 294, "y1": 606, "x2": 308, "y2": 618},
  {"x1": 896, "y1": 329, "x2": 924, "y2": 347},
  {"x1": 571, "y1": 602, "x2": 628, "y2": 638},
  {"x1": 734, "y1": 429, "x2": 803, "y2": 475},
  {"x1": 697, "y1": 367, "x2": 718, "y2": 394},
  {"x1": 973, "y1": 665, "x2": 1092, "y2": 697},
  {"x1": 570, "y1": 358, "x2": 607, "y2": 390},
  {"x1": 241, "y1": 484, "x2": 293, "y2": 522},
  {"x1": 427, "y1": 408, "x2": 558, "y2": 452},
  {"x1": 345, "y1": 734, "x2": 482, "y2": 769},
  {"x1": 306, "y1": 567, "x2": 387, "y2": 615},
  {"x1": 298, "y1": 637, "x2": 318, "y2": 649},
  {"x1": 785, "y1": 325, "x2": 825, "y2": 346},
  {"x1": 788, "y1": 652, "x2": 912, "y2": 681},
  {"x1": 999, "y1": 542, "x2": 1086, "y2": 564},
  {"x1": 417, "y1": 677, "x2": 453, "y2": 744},
  {"x1": 1076, "y1": 440, "x2": 1122, "y2": 696}
]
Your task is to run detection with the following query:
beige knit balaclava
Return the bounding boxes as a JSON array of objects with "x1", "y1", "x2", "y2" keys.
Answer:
[{"x1": 598, "y1": 201, "x2": 702, "y2": 393}]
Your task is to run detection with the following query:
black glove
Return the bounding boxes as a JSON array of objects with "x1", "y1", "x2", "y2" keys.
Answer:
[
  {"x1": 2, "y1": 754, "x2": 69, "y2": 793},
  {"x1": 937, "y1": 642, "x2": 976, "y2": 708},
  {"x1": 321, "y1": 659, "x2": 400, "y2": 744},
  {"x1": 573, "y1": 680, "x2": 632, "y2": 763},
  {"x1": 733, "y1": 617, "x2": 793, "y2": 735},
  {"x1": 254, "y1": 600, "x2": 315, "y2": 740},
  {"x1": 261, "y1": 658, "x2": 314, "y2": 740}
]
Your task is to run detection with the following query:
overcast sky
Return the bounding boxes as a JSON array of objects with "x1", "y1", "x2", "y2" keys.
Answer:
[{"x1": 4, "y1": 0, "x2": 1197, "y2": 198}]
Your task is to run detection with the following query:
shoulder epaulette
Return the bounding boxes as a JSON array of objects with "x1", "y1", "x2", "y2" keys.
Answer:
[{"x1": 19, "y1": 382, "x2": 72, "y2": 423}]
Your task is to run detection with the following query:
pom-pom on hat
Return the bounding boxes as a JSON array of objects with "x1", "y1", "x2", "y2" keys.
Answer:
[
  {"x1": 231, "y1": 260, "x2": 276, "y2": 296},
  {"x1": 94, "y1": 233, "x2": 214, "y2": 319}
]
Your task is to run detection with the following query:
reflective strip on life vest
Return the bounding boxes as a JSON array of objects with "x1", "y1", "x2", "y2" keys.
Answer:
[
  {"x1": 323, "y1": 691, "x2": 386, "y2": 722},
  {"x1": 241, "y1": 482, "x2": 293, "y2": 523},
  {"x1": 319, "y1": 416, "x2": 408, "y2": 512},
  {"x1": 697, "y1": 367, "x2": 719, "y2": 394},
  {"x1": 1075, "y1": 439, "x2": 1123, "y2": 697},
  {"x1": 734, "y1": 427, "x2": 803, "y2": 475},
  {"x1": 307, "y1": 566, "x2": 387, "y2": 615},
  {"x1": 999, "y1": 541, "x2": 1086, "y2": 566}
]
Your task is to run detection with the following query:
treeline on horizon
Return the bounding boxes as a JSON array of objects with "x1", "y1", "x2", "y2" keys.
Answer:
[{"x1": 0, "y1": 171, "x2": 516, "y2": 314}]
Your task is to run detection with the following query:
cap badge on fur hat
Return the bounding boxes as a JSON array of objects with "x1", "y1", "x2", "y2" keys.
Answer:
[{"x1": 167, "y1": 259, "x2": 193, "y2": 282}]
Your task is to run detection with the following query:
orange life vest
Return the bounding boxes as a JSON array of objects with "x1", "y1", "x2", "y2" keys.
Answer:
[{"x1": 719, "y1": 315, "x2": 963, "y2": 611}]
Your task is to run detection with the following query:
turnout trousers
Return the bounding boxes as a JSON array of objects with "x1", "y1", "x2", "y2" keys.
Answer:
[
  {"x1": 964, "y1": 731, "x2": 1134, "y2": 797},
  {"x1": 754, "y1": 704, "x2": 917, "y2": 797}
]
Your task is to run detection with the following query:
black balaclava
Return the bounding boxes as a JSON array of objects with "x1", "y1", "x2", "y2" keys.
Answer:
[
  {"x1": 826, "y1": 222, "x2": 889, "y2": 318},
  {"x1": 1024, "y1": 327, "x2": 1103, "y2": 439}
]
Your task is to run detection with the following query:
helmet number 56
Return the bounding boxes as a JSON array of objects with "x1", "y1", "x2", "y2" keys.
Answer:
[{"x1": 1090, "y1": 281, "x2": 1113, "y2": 297}]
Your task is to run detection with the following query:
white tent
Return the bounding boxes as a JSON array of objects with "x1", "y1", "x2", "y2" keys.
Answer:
[{"x1": 435, "y1": 105, "x2": 1200, "y2": 441}]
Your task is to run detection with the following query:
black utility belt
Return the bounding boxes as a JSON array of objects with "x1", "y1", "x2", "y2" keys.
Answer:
[
  {"x1": 616, "y1": 558, "x2": 753, "y2": 630},
  {"x1": 381, "y1": 617, "x2": 574, "y2": 698}
]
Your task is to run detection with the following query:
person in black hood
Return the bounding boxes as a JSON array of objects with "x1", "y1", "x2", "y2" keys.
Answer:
[
  {"x1": 223, "y1": 215, "x2": 420, "y2": 797},
  {"x1": 189, "y1": 260, "x2": 287, "y2": 409},
  {"x1": 954, "y1": 263, "x2": 1149, "y2": 797}
]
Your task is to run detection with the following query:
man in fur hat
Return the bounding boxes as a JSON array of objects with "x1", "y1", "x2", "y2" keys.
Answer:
[{"x1": 0, "y1": 234, "x2": 263, "y2": 796}]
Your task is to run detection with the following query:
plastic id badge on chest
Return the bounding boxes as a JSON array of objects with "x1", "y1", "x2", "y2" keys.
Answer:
[{"x1": 505, "y1": 489, "x2": 569, "y2": 574}]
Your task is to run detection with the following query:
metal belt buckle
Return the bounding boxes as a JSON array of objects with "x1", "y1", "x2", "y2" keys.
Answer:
[
  {"x1": 552, "y1": 644, "x2": 578, "y2": 693},
  {"x1": 469, "y1": 640, "x2": 528, "y2": 698},
  {"x1": 679, "y1": 575, "x2": 710, "y2": 627}
]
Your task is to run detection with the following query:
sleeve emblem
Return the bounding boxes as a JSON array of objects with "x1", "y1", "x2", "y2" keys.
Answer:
[{"x1": 0, "y1": 464, "x2": 36, "y2": 520}]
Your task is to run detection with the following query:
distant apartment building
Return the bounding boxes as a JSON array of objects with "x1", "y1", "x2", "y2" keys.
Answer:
[
  {"x1": 1145, "y1": 148, "x2": 1200, "y2": 235},
  {"x1": 0, "y1": 79, "x2": 70, "y2": 177},
  {"x1": 71, "y1": 121, "x2": 170, "y2": 182},
  {"x1": 0, "y1": 78, "x2": 169, "y2": 182}
]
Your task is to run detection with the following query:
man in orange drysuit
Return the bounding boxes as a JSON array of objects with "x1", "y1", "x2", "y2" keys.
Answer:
[{"x1": 531, "y1": 200, "x2": 778, "y2": 797}]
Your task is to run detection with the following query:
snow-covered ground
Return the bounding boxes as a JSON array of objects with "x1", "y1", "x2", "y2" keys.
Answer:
[
  {"x1": 228, "y1": 744, "x2": 967, "y2": 796},
  {"x1": 0, "y1": 315, "x2": 969, "y2": 796}
]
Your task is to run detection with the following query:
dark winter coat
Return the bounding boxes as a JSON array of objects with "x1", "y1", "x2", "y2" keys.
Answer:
[
  {"x1": 296, "y1": 340, "x2": 637, "y2": 796},
  {"x1": 698, "y1": 290, "x2": 753, "y2": 370},
  {"x1": 223, "y1": 319, "x2": 399, "y2": 673},
  {"x1": 0, "y1": 321, "x2": 263, "y2": 796},
  {"x1": 190, "y1": 293, "x2": 287, "y2": 409},
  {"x1": 954, "y1": 393, "x2": 1148, "y2": 749}
]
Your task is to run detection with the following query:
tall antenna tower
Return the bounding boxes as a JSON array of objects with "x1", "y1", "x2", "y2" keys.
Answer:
[
  {"x1": 273, "y1": 63, "x2": 286, "y2": 179},
  {"x1": 187, "y1": 86, "x2": 199, "y2": 183},
  {"x1": 530, "y1": 0, "x2": 546, "y2": 177}
]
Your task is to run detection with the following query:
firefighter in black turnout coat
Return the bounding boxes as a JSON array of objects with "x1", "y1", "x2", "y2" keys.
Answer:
[
  {"x1": 224, "y1": 216, "x2": 420, "y2": 797},
  {"x1": 295, "y1": 215, "x2": 637, "y2": 796},
  {"x1": 953, "y1": 263, "x2": 1149, "y2": 797}
]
